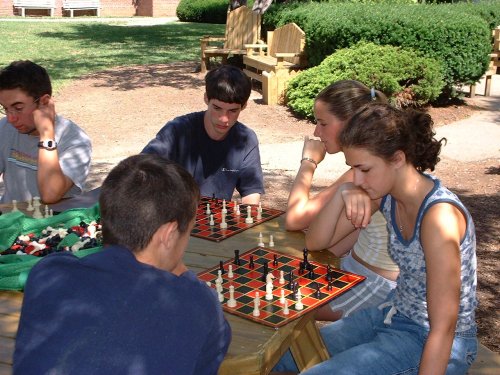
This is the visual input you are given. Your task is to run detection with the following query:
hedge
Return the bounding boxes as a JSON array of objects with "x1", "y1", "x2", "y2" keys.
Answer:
[
  {"x1": 286, "y1": 42, "x2": 445, "y2": 118},
  {"x1": 263, "y1": 2, "x2": 494, "y2": 91},
  {"x1": 177, "y1": 0, "x2": 256, "y2": 24}
]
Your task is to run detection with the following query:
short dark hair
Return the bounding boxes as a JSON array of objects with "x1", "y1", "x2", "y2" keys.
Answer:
[
  {"x1": 205, "y1": 65, "x2": 251, "y2": 105},
  {"x1": 99, "y1": 154, "x2": 200, "y2": 252},
  {"x1": 340, "y1": 103, "x2": 445, "y2": 172},
  {"x1": 0, "y1": 60, "x2": 52, "y2": 99}
]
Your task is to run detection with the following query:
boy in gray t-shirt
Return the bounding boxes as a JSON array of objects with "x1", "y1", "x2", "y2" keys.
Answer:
[{"x1": 0, "y1": 60, "x2": 91, "y2": 204}]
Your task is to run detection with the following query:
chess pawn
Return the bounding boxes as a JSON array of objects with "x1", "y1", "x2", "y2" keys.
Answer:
[
  {"x1": 206, "y1": 203, "x2": 211, "y2": 215},
  {"x1": 26, "y1": 198, "x2": 34, "y2": 212},
  {"x1": 269, "y1": 234, "x2": 275, "y2": 247},
  {"x1": 252, "y1": 295, "x2": 260, "y2": 317},
  {"x1": 32, "y1": 197, "x2": 43, "y2": 219},
  {"x1": 218, "y1": 290, "x2": 224, "y2": 303},
  {"x1": 11, "y1": 200, "x2": 19, "y2": 212},
  {"x1": 209, "y1": 214, "x2": 215, "y2": 226},
  {"x1": 257, "y1": 202, "x2": 262, "y2": 220},
  {"x1": 233, "y1": 199, "x2": 238, "y2": 212},
  {"x1": 245, "y1": 205, "x2": 253, "y2": 224},
  {"x1": 279, "y1": 270, "x2": 285, "y2": 285},
  {"x1": 44, "y1": 205, "x2": 50, "y2": 218},
  {"x1": 283, "y1": 299, "x2": 289, "y2": 315},
  {"x1": 279, "y1": 289, "x2": 286, "y2": 305},
  {"x1": 235, "y1": 204, "x2": 241, "y2": 216},
  {"x1": 222, "y1": 199, "x2": 227, "y2": 214},
  {"x1": 258, "y1": 232, "x2": 264, "y2": 247},
  {"x1": 228, "y1": 265, "x2": 234, "y2": 279}
]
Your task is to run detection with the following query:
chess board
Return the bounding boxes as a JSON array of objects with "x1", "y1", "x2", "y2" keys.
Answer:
[
  {"x1": 197, "y1": 247, "x2": 366, "y2": 328},
  {"x1": 191, "y1": 196, "x2": 284, "y2": 242}
]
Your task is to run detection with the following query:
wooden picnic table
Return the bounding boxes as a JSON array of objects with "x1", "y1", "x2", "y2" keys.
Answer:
[{"x1": 0, "y1": 202, "x2": 337, "y2": 374}]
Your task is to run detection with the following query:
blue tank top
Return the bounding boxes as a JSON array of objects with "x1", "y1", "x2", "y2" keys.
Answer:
[{"x1": 380, "y1": 174, "x2": 477, "y2": 332}]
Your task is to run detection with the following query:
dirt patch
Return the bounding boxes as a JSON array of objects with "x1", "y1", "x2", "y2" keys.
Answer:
[{"x1": 55, "y1": 61, "x2": 499, "y2": 353}]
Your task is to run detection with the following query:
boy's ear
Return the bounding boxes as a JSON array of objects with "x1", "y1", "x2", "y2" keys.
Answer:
[
  {"x1": 38, "y1": 94, "x2": 51, "y2": 106},
  {"x1": 158, "y1": 221, "x2": 179, "y2": 250},
  {"x1": 204, "y1": 93, "x2": 209, "y2": 106}
]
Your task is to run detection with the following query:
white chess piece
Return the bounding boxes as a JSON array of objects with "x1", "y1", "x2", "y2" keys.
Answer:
[
  {"x1": 295, "y1": 288, "x2": 304, "y2": 310},
  {"x1": 279, "y1": 289, "x2": 286, "y2": 305},
  {"x1": 245, "y1": 205, "x2": 254, "y2": 224},
  {"x1": 228, "y1": 265, "x2": 234, "y2": 279},
  {"x1": 233, "y1": 199, "x2": 238, "y2": 212},
  {"x1": 252, "y1": 294, "x2": 260, "y2": 317},
  {"x1": 283, "y1": 299, "x2": 289, "y2": 315},
  {"x1": 222, "y1": 199, "x2": 227, "y2": 214},
  {"x1": 206, "y1": 281, "x2": 212, "y2": 287},
  {"x1": 206, "y1": 203, "x2": 211, "y2": 215},
  {"x1": 216, "y1": 270, "x2": 223, "y2": 285},
  {"x1": 269, "y1": 234, "x2": 275, "y2": 247},
  {"x1": 32, "y1": 197, "x2": 43, "y2": 219},
  {"x1": 227, "y1": 285, "x2": 237, "y2": 307},
  {"x1": 258, "y1": 232, "x2": 264, "y2": 247},
  {"x1": 11, "y1": 200, "x2": 19, "y2": 212},
  {"x1": 44, "y1": 205, "x2": 49, "y2": 218},
  {"x1": 255, "y1": 292, "x2": 261, "y2": 306},
  {"x1": 218, "y1": 290, "x2": 224, "y2": 303},
  {"x1": 257, "y1": 202, "x2": 262, "y2": 220},
  {"x1": 26, "y1": 198, "x2": 34, "y2": 212},
  {"x1": 236, "y1": 204, "x2": 241, "y2": 216},
  {"x1": 209, "y1": 214, "x2": 215, "y2": 226},
  {"x1": 220, "y1": 211, "x2": 228, "y2": 229},
  {"x1": 265, "y1": 280, "x2": 274, "y2": 301},
  {"x1": 279, "y1": 270, "x2": 285, "y2": 285}
]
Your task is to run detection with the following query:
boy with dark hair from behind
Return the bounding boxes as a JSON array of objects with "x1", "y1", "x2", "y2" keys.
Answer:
[
  {"x1": 142, "y1": 64, "x2": 264, "y2": 205},
  {"x1": 13, "y1": 154, "x2": 231, "y2": 375}
]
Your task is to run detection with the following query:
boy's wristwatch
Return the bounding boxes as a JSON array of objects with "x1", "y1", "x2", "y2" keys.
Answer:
[{"x1": 37, "y1": 139, "x2": 58, "y2": 151}]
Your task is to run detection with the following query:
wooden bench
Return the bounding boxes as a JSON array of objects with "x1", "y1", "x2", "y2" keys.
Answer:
[
  {"x1": 62, "y1": 0, "x2": 101, "y2": 17},
  {"x1": 470, "y1": 26, "x2": 500, "y2": 97},
  {"x1": 200, "y1": 6, "x2": 261, "y2": 73},
  {"x1": 243, "y1": 23, "x2": 306, "y2": 105},
  {"x1": 13, "y1": 0, "x2": 55, "y2": 17}
]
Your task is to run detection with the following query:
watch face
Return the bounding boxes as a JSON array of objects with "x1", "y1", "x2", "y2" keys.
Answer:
[{"x1": 38, "y1": 140, "x2": 57, "y2": 150}]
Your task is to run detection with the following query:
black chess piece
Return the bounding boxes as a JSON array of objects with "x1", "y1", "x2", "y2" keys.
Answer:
[
  {"x1": 219, "y1": 260, "x2": 225, "y2": 275},
  {"x1": 315, "y1": 283, "x2": 321, "y2": 298},
  {"x1": 273, "y1": 254, "x2": 278, "y2": 267},
  {"x1": 249, "y1": 255, "x2": 255, "y2": 269},
  {"x1": 261, "y1": 261, "x2": 269, "y2": 282},
  {"x1": 287, "y1": 270, "x2": 294, "y2": 290},
  {"x1": 234, "y1": 249, "x2": 240, "y2": 266},
  {"x1": 327, "y1": 281, "x2": 333, "y2": 291},
  {"x1": 299, "y1": 261, "x2": 305, "y2": 275},
  {"x1": 308, "y1": 268, "x2": 315, "y2": 280}
]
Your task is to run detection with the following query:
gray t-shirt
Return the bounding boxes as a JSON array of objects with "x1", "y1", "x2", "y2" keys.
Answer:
[{"x1": 0, "y1": 115, "x2": 92, "y2": 203}]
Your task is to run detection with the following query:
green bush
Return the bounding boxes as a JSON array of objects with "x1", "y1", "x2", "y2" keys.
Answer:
[
  {"x1": 177, "y1": 0, "x2": 229, "y2": 24},
  {"x1": 286, "y1": 42, "x2": 445, "y2": 118},
  {"x1": 177, "y1": 0, "x2": 257, "y2": 24},
  {"x1": 263, "y1": 2, "x2": 492, "y2": 93}
]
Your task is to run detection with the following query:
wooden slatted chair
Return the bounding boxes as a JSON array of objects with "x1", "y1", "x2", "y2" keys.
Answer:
[
  {"x1": 243, "y1": 23, "x2": 307, "y2": 105},
  {"x1": 470, "y1": 26, "x2": 500, "y2": 97},
  {"x1": 200, "y1": 6, "x2": 262, "y2": 73}
]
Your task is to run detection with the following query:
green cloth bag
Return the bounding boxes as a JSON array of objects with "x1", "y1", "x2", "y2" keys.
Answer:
[{"x1": 0, "y1": 204, "x2": 103, "y2": 291}]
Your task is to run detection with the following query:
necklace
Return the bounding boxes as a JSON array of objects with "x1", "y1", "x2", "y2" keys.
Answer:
[{"x1": 396, "y1": 203, "x2": 404, "y2": 234}]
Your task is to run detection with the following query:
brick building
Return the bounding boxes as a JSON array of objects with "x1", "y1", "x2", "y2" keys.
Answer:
[{"x1": 0, "y1": 0, "x2": 179, "y2": 17}]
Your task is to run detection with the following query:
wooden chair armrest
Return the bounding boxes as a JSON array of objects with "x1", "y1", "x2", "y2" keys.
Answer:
[
  {"x1": 275, "y1": 52, "x2": 299, "y2": 58},
  {"x1": 245, "y1": 43, "x2": 268, "y2": 56}
]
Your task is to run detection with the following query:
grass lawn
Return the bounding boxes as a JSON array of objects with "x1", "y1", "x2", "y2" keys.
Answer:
[{"x1": 0, "y1": 20, "x2": 224, "y2": 92}]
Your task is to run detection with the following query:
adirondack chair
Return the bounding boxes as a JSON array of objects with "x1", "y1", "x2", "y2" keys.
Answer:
[
  {"x1": 200, "y1": 6, "x2": 262, "y2": 73},
  {"x1": 470, "y1": 26, "x2": 500, "y2": 97},
  {"x1": 243, "y1": 23, "x2": 306, "y2": 105}
]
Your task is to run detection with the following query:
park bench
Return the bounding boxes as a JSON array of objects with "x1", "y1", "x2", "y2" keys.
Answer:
[
  {"x1": 470, "y1": 26, "x2": 500, "y2": 97},
  {"x1": 13, "y1": 0, "x2": 56, "y2": 17},
  {"x1": 243, "y1": 23, "x2": 306, "y2": 105},
  {"x1": 62, "y1": 0, "x2": 101, "y2": 17},
  {"x1": 200, "y1": 6, "x2": 262, "y2": 73}
]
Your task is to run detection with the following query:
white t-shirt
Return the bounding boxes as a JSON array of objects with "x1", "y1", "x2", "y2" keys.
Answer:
[{"x1": 0, "y1": 115, "x2": 92, "y2": 203}]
